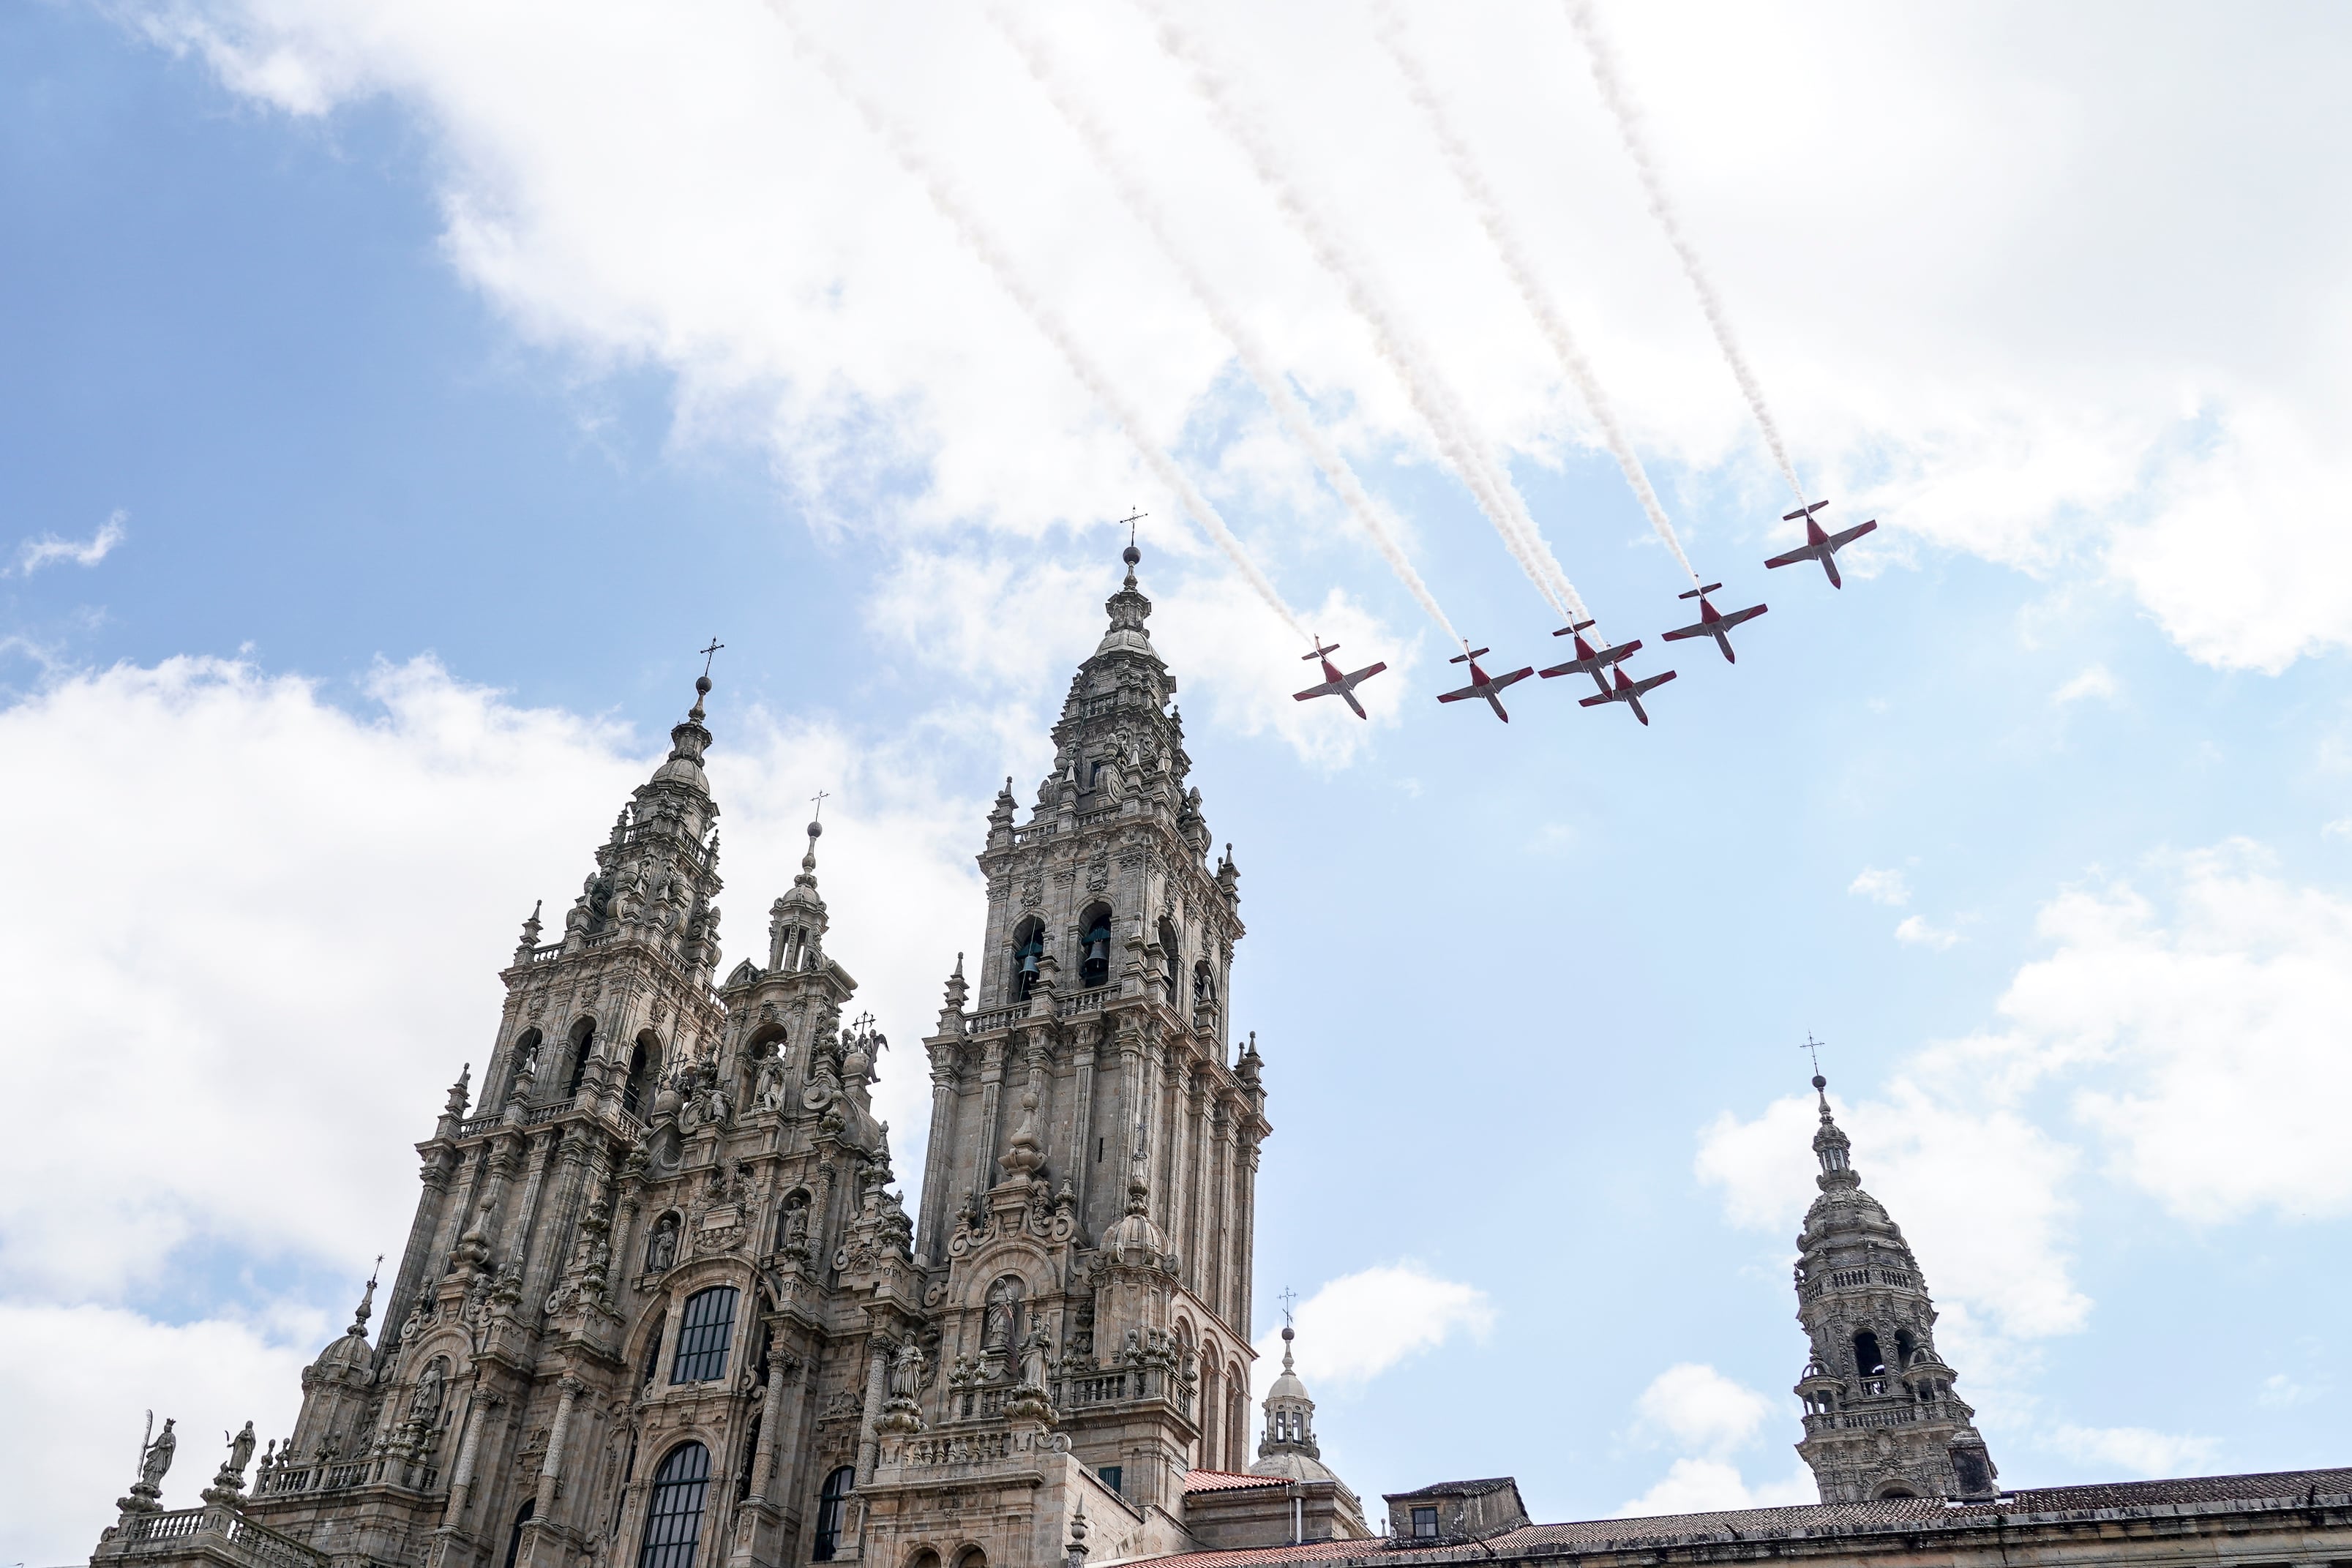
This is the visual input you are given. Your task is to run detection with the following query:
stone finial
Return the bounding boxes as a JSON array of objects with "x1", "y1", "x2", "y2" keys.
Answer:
[
  {"x1": 445, "y1": 1065, "x2": 471, "y2": 1119},
  {"x1": 517, "y1": 899, "x2": 543, "y2": 949},
  {"x1": 1066, "y1": 1501, "x2": 1091, "y2": 1568},
  {"x1": 348, "y1": 1256, "x2": 382, "y2": 1338}
]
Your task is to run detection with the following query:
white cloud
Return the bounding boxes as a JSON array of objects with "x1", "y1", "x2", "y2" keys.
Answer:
[
  {"x1": 14, "y1": 509, "x2": 127, "y2": 575},
  {"x1": 1614, "y1": 1458, "x2": 1816, "y2": 1518},
  {"x1": 2257, "y1": 1373, "x2": 2319, "y2": 1409},
  {"x1": 0, "y1": 1303, "x2": 316, "y2": 1562},
  {"x1": 2323, "y1": 818, "x2": 2352, "y2": 840},
  {"x1": 0, "y1": 655, "x2": 990, "y2": 1545},
  {"x1": 0, "y1": 656, "x2": 977, "y2": 1297},
  {"x1": 1849, "y1": 866, "x2": 1910, "y2": 906},
  {"x1": 1632, "y1": 1363, "x2": 1772, "y2": 1456},
  {"x1": 2052, "y1": 664, "x2": 2120, "y2": 705},
  {"x1": 2048, "y1": 1423, "x2": 2218, "y2": 1477},
  {"x1": 1894, "y1": 914, "x2": 1961, "y2": 949},
  {"x1": 1253, "y1": 1261, "x2": 1493, "y2": 1399},
  {"x1": 120, "y1": 1, "x2": 2352, "y2": 672}
]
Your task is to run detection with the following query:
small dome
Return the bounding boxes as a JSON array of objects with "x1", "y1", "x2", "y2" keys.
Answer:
[
  {"x1": 1265, "y1": 1365, "x2": 1309, "y2": 1404},
  {"x1": 1250, "y1": 1449, "x2": 1338, "y2": 1484},
  {"x1": 1102, "y1": 1207, "x2": 1168, "y2": 1260},
  {"x1": 310, "y1": 1327, "x2": 372, "y2": 1380},
  {"x1": 653, "y1": 754, "x2": 708, "y2": 789}
]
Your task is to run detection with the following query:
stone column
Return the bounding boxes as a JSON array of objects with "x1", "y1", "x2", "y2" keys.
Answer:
[
  {"x1": 503, "y1": 1128, "x2": 560, "y2": 1280},
  {"x1": 854, "y1": 1336, "x2": 890, "y2": 1482},
  {"x1": 1236, "y1": 1138, "x2": 1259, "y2": 1343},
  {"x1": 1068, "y1": 1032, "x2": 1098, "y2": 1218},
  {"x1": 974, "y1": 1038, "x2": 1007, "y2": 1198},
  {"x1": 1190, "y1": 1100, "x2": 1217, "y2": 1302},
  {"x1": 385, "y1": 1149, "x2": 457, "y2": 1342},
  {"x1": 748, "y1": 1329, "x2": 794, "y2": 1500},
  {"x1": 916, "y1": 1050, "x2": 959, "y2": 1260},
  {"x1": 440, "y1": 1389, "x2": 503, "y2": 1526}
]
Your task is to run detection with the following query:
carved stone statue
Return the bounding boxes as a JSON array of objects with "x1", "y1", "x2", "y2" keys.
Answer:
[
  {"x1": 139, "y1": 1419, "x2": 176, "y2": 1489},
  {"x1": 754, "y1": 1055, "x2": 786, "y2": 1112},
  {"x1": 982, "y1": 1279, "x2": 1018, "y2": 1354},
  {"x1": 888, "y1": 1338, "x2": 925, "y2": 1399},
  {"x1": 645, "y1": 1213, "x2": 680, "y2": 1272},
  {"x1": 409, "y1": 1358, "x2": 446, "y2": 1422},
  {"x1": 225, "y1": 1421, "x2": 257, "y2": 1478},
  {"x1": 1019, "y1": 1318, "x2": 1054, "y2": 1390}
]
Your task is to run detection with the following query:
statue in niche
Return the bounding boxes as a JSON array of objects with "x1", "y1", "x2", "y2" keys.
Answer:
[
  {"x1": 754, "y1": 1051, "x2": 787, "y2": 1112},
  {"x1": 409, "y1": 1358, "x2": 447, "y2": 1422},
  {"x1": 645, "y1": 1214, "x2": 680, "y2": 1273},
  {"x1": 981, "y1": 1279, "x2": 1019, "y2": 1355}
]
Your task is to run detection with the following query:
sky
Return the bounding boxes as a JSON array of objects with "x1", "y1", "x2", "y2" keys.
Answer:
[{"x1": 6, "y1": 0, "x2": 2352, "y2": 1558}]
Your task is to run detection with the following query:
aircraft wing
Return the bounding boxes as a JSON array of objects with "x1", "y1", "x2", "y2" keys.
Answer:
[
  {"x1": 1827, "y1": 519, "x2": 1879, "y2": 549},
  {"x1": 1486, "y1": 666, "x2": 1535, "y2": 691},
  {"x1": 1719, "y1": 603, "x2": 1769, "y2": 629},
  {"x1": 1435, "y1": 682, "x2": 1483, "y2": 704},
  {"x1": 1292, "y1": 679, "x2": 1340, "y2": 703},
  {"x1": 1660, "y1": 619, "x2": 1709, "y2": 642},
  {"x1": 1764, "y1": 543, "x2": 1816, "y2": 569},
  {"x1": 1576, "y1": 689, "x2": 1614, "y2": 708},
  {"x1": 1339, "y1": 661, "x2": 1387, "y2": 691},
  {"x1": 1629, "y1": 670, "x2": 1679, "y2": 696}
]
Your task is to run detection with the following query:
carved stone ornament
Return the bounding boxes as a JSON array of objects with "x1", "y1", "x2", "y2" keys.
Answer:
[{"x1": 1019, "y1": 877, "x2": 1044, "y2": 909}]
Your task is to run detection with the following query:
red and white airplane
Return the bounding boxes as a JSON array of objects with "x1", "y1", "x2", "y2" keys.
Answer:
[
  {"x1": 1436, "y1": 642, "x2": 1535, "y2": 723},
  {"x1": 1291, "y1": 638, "x2": 1387, "y2": 719},
  {"x1": 1660, "y1": 584, "x2": 1769, "y2": 662},
  {"x1": 1538, "y1": 620, "x2": 1641, "y2": 693},
  {"x1": 1578, "y1": 664, "x2": 1679, "y2": 725},
  {"x1": 1765, "y1": 500, "x2": 1878, "y2": 589}
]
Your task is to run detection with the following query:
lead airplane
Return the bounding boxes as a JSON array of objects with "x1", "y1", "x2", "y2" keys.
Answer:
[
  {"x1": 1764, "y1": 500, "x2": 1878, "y2": 588},
  {"x1": 1578, "y1": 664, "x2": 1679, "y2": 726},
  {"x1": 1291, "y1": 638, "x2": 1387, "y2": 719},
  {"x1": 1660, "y1": 584, "x2": 1769, "y2": 662},
  {"x1": 1436, "y1": 642, "x2": 1535, "y2": 723},
  {"x1": 1538, "y1": 620, "x2": 1641, "y2": 693}
]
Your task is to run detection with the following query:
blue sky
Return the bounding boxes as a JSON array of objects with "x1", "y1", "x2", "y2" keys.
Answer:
[{"x1": 7, "y1": 0, "x2": 2352, "y2": 1558}]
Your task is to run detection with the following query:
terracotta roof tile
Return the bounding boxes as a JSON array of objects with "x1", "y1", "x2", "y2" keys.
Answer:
[{"x1": 1186, "y1": 1471, "x2": 1289, "y2": 1493}]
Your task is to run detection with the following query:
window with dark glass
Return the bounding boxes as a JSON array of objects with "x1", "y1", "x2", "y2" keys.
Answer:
[
  {"x1": 637, "y1": 1442, "x2": 711, "y2": 1568},
  {"x1": 670, "y1": 1287, "x2": 738, "y2": 1384},
  {"x1": 1097, "y1": 1465, "x2": 1123, "y2": 1496},
  {"x1": 812, "y1": 1464, "x2": 855, "y2": 1561},
  {"x1": 1411, "y1": 1507, "x2": 1438, "y2": 1539}
]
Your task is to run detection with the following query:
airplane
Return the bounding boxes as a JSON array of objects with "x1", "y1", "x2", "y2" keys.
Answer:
[
  {"x1": 1537, "y1": 620, "x2": 1641, "y2": 693},
  {"x1": 1661, "y1": 584, "x2": 1769, "y2": 662},
  {"x1": 1578, "y1": 664, "x2": 1679, "y2": 726},
  {"x1": 1435, "y1": 642, "x2": 1535, "y2": 723},
  {"x1": 1291, "y1": 638, "x2": 1387, "y2": 720},
  {"x1": 1764, "y1": 500, "x2": 1878, "y2": 589}
]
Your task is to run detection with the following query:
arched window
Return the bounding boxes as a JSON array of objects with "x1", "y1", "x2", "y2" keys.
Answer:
[
  {"x1": 1853, "y1": 1329, "x2": 1885, "y2": 1378},
  {"x1": 639, "y1": 1310, "x2": 667, "y2": 1389},
  {"x1": 623, "y1": 1033, "x2": 659, "y2": 1120},
  {"x1": 1191, "y1": 959, "x2": 1215, "y2": 1016},
  {"x1": 1894, "y1": 1328, "x2": 1917, "y2": 1368},
  {"x1": 509, "y1": 1028, "x2": 543, "y2": 1095},
  {"x1": 1010, "y1": 918, "x2": 1046, "y2": 1002},
  {"x1": 637, "y1": 1441, "x2": 711, "y2": 1568},
  {"x1": 503, "y1": 1500, "x2": 536, "y2": 1568},
  {"x1": 812, "y1": 1465, "x2": 855, "y2": 1561},
  {"x1": 954, "y1": 1548, "x2": 987, "y2": 1568},
  {"x1": 564, "y1": 1019, "x2": 596, "y2": 1098},
  {"x1": 1077, "y1": 903, "x2": 1114, "y2": 989},
  {"x1": 670, "y1": 1286, "x2": 739, "y2": 1384},
  {"x1": 1157, "y1": 918, "x2": 1181, "y2": 1001}
]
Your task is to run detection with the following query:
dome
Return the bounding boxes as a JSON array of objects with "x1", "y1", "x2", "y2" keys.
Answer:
[
  {"x1": 1265, "y1": 1365, "x2": 1309, "y2": 1404},
  {"x1": 1102, "y1": 1206, "x2": 1169, "y2": 1261},
  {"x1": 652, "y1": 754, "x2": 708, "y2": 789},
  {"x1": 310, "y1": 1327, "x2": 371, "y2": 1379},
  {"x1": 1250, "y1": 1449, "x2": 1338, "y2": 1484}
]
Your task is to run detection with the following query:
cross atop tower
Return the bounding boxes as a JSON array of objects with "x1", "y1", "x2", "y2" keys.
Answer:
[
  {"x1": 810, "y1": 788, "x2": 829, "y2": 823},
  {"x1": 1277, "y1": 1286, "x2": 1298, "y2": 1327},
  {"x1": 699, "y1": 637, "x2": 724, "y2": 678},
  {"x1": 1799, "y1": 1032, "x2": 1826, "y2": 1082}
]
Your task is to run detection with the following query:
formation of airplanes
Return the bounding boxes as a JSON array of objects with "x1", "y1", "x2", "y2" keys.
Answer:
[{"x1": 1294, "y1": 500, "x2": 1877, "y2": 727}]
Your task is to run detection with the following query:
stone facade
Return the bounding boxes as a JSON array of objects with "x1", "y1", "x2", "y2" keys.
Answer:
[
  {"x1": 1791, "y1": 1076, "x2": 1996, "y2": 1504},
  {"x1": 77, "y1": 552, "x2": 2352, "y2": 1568},
  {"x1": 88, "y1": 548, "x2": 1281, "y2": 1568}
]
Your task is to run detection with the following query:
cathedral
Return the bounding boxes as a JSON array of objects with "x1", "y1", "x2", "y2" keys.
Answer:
[{"x1": 88, "y1": 549, "x2": 2351, "y2": 1568}]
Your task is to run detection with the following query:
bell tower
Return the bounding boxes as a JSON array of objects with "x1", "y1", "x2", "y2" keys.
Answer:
[
  {"x1": 853, "y1": 544, "x2": 1270, "y2": 1567},
  {"x1": 1791, "y1": 1076, "x2": 1998, "y2": 1502}
]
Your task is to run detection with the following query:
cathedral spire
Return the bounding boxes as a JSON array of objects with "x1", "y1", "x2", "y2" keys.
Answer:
[{"x1": 1791, "y1": 1073, "x2": 1998, "y2": 1503}]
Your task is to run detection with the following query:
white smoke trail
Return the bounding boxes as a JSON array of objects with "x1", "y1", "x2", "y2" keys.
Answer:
[
  {"x1": 767, "y1": 1, "x2": 1308, "y2": 641},
  {"x1": 1374, "y1": 0, "x2": 1703, "y2": 591},
  {"x1": 1562, "y1": 0, "x2": 1807, "y2": 506},
  {"x1": 1134, "y1": 0, "x2": 1599, "y2": 631},
  {"x1": 985, "y1": 1, "x2": 1458, "y2": 645}
]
